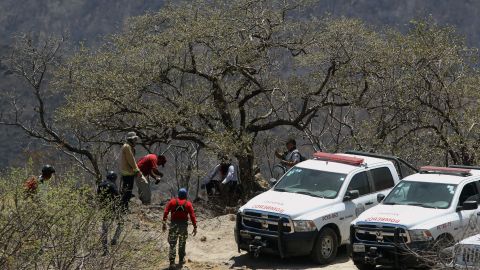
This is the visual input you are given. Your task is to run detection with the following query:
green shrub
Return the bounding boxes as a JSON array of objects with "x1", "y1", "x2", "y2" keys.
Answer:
[{"x1": 0, "y1": 167, "x2": 163, "y2": 269}]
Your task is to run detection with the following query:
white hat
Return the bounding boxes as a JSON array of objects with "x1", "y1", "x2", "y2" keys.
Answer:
[{"x1": 126, "y1": 131, "x2": 139, "y2": 141}]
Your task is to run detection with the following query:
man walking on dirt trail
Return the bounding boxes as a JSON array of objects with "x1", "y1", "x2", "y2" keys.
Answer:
[
  {"x1": 136, "y1": 153, "x2": 167, "y2": 204},
  {"x1": 97, "y1": 171, "x2": 123, "y2": 256},
  {"x1": 163, "y1": 188, "x2": 197, "y2": 269},
  {"x1": 119, "y1": 131, "x2": 143, "y2": 210},
  {"x1": 275, "y1": 138, "x2": 303, "y2": 169}
]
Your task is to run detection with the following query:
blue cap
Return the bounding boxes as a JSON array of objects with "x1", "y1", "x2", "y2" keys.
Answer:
[{"x1": 178, "y1": 188, "x2": 187, "y2": 199}]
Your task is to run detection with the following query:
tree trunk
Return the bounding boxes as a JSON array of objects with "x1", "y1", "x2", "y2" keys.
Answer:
[{"x1": 236, "y1": 149, "x2": 255, "y2": 200}]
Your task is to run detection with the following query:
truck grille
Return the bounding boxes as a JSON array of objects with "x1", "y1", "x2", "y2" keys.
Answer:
[
  {"x1": 455, "y1": 245, "x2": 480, "y2": 267},
  {"x1": 241, "y1": 210, "x2": 293, "y2": 233},
  {"x1": 355, "y1": 223, "x2": 409, "y2": 244}
]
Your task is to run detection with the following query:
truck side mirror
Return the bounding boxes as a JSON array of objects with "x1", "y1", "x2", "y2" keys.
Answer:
[
  {"x1": 457, "y1": 201, "x2": 478, "y2": 211},
  {"x1": 344, "y1": 190, "x2": 360, "y2": 201},
  {"x1": 377, "y1": 194, "x2": 386, "y2": 203}
]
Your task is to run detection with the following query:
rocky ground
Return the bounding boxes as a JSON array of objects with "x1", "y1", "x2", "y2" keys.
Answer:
[
  {"x1": 131, "y1": 198, "x2": 357, "y2": 270},
  {"x1": 176, "y1": 214, "x2": 356, "y2": 270}
]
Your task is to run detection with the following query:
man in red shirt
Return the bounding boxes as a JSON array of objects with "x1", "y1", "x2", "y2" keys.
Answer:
[
  {"x1": 163, "y1": 188, "x2": 197, "y2": 269},
  {"x1": 137, "y1": 153, "x2": 167, "y2": 183},
  {"x1": 136, "y1": 154, "x2": 167, "y2": 204}
]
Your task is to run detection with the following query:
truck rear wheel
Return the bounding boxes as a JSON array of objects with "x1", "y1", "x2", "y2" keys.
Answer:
[
  {"x1": 311, "y1": 227, "x2": 338, "y2": 264},
  {"x1": 354, "y1": 262, "x2": 376, "y2": 270}
]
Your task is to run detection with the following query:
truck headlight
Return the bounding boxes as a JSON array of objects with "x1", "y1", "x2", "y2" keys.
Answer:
[
  {"x1": 408, "y1": 229, "x2": 433, "y2": 242},
  {"x1": 293, "y1": 220, "x2": 316, "y2": 232}
]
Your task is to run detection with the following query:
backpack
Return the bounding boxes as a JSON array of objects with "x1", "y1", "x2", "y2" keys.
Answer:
[{"x1": 174, "y1": 199, "x2": 187, "y2": 213}]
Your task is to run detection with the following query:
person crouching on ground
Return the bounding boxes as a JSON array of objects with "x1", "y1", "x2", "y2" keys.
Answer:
[
  {"x1": 162, "y1": 188, "x2": 197, "y2": 269},
  {"x1": 97, "y1": 171, "x2": 123, "y2": 256},
  {"x1": 203, "y1": 156, "x2": 239, "y2": 196}
]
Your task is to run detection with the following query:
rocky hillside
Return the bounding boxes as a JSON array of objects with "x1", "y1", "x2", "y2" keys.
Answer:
[{"x1": 2, "y1": 0, "x2": 480, "y2": 168}]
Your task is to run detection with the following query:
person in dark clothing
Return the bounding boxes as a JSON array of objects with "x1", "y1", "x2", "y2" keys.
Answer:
[
  {"x1": 162, "y1": 188, "x2": 197, "y2": 269},
  {"x1": 98, "y1": 171, "x2": 123, "y2": 256}
]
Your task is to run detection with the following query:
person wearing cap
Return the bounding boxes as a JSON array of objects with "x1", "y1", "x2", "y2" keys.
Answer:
[
  {"x1": 24, "y1": 164, "x2": 56, "y2": 196},
  {"x1": 136, "y1": 153, "x2": 167, "y2": 204},
  {"x1": 137, "y1": 153, "x2": 167, "y2": 184},
  {"x1": 203, "y1": 156, "x2": 239, "y2": 196},
  {"x1": 97, "y1": 171, "x2": 123, "y2": 256},
  {"x1": 275, "y1": 138, "x2": 303, "y2": 169},
  {"x1": 119, "y1": 131, "x2": 142, "y2": 211},
  {"x1": 162, "y1": 188, "x2": 197, "y2": 269}
]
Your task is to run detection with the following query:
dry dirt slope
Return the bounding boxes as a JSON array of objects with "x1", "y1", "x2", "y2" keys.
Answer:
[{"x1": 161, "y1": 214, "x2": 356, "y2": 270}]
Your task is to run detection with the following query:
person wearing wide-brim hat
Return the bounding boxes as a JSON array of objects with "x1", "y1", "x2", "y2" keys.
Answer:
[{"x1": 118, "y1": 131, "x2": 142, "y2": 211}]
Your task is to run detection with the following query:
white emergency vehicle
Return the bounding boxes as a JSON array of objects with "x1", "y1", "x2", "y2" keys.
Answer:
[
  {"x1": 234, "y1": 151, "x2": 417, "y2": 264},
  {"x1": 350, "y1": 165, "x2": 480, "y2": 270},
  {"x1": 452, "y1": 233, "x2": 480, "y2": 268}
]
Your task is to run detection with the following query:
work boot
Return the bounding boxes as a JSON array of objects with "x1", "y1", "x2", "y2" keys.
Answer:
[
  {"x1": 169, "y1": 261, "x2": 176, "y2": 270},
  {"x1": 179, "y1": 257, "x2": 186, "y2": 265}
]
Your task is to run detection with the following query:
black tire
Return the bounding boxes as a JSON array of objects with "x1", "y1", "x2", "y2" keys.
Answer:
[
  {"x1": 353, "y1": 262, "x2": 376, "y2": 270},
  {"x1": 311, "y1": 227, "x2": 338, "y2": 264}
]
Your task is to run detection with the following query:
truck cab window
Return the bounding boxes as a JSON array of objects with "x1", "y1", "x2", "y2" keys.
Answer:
[
  {"x1": 458, "y1": 182, "x2": 479, "y2": 206},
  {"x1": 348, "y1": 172, "x2": 370, "y2": 196},
  {"x1": 371, "y1": 167, "x2": 395, "y2": 191}
]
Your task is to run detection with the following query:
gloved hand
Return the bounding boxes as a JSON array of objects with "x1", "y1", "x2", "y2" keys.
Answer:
[
  {"x1": 162, "y1": 222, "x2": 167, "y2": 232},
  {"x1": 192, "y1": 226, "x2": 197, "y2": 236}
]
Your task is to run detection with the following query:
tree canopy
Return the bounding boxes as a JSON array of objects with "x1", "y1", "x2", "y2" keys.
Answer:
[{"x1": 2, "y1": 0, "x2": 480, "y2": 192}]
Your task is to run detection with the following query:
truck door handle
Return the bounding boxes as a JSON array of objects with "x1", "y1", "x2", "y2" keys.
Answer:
[{"x1": 365, "y1": 201, "x2": 374, "y2": 205}]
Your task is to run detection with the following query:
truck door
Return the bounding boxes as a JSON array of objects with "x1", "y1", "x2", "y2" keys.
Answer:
[
  {"x1": 341, "y1": 171, "x2": 375, "y2": 240},
  {"x1": 456, "y1": 181, "x2": 480, "y2": 240}
]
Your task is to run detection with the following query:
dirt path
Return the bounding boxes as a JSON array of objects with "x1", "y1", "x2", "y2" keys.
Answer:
[{"x1": 174, "y1": 214, "x2": 356, "y2": 270}]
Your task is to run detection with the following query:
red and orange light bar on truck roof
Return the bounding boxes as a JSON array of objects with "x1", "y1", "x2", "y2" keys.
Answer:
[
  {"x1": 420, "y1": 166, "x2": 471, "y2": 176},
  {"x1": 313, "y1": 152, "x2": 364, "y2": 166}
]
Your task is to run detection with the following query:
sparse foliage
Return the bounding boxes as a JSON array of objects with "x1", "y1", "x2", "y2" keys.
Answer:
[{"x1": 0, "y1": 166, "x2": 163, "y2": 269}]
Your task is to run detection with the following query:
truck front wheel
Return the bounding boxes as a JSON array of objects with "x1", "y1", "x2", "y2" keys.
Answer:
[{"x1": 311, "y1": 227, "x2": 338, "y2": 264}]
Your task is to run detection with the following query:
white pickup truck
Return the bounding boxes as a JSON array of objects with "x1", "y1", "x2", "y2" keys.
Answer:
[
  {"x1": 350, "y1": 165, "x2": 480, "y2": 270},
  {"x1": 234, "y1": 151, "x2": 416, "y2": 264},
  {"x1": 452, "y1": 233, "x2": 480, "y2": 268}
]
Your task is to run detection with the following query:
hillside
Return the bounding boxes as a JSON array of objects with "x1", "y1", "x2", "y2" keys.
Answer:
[{"x1": 2, "y1": 0, "x2": 480, "y2": 168}]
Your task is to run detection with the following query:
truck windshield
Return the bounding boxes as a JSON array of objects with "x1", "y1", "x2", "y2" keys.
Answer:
[
  {"x1": 273, "y1": 167, "x2": 347, "y2": 199},
  {"x1": 384, "y1": 181, "x2": 457, "y2": 209}
]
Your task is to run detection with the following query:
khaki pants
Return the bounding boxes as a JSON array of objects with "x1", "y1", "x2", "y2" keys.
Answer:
[
  {"x1": 135, "y1": 175, "x2": 151, "y2": 204},
  {"x1": 168, "y1": 222, "x2": 188, "y2": 263}
]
